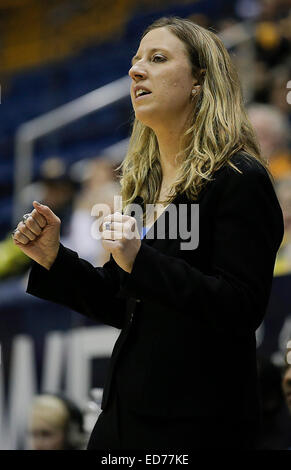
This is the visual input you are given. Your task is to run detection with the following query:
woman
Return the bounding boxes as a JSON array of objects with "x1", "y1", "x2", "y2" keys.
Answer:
[
  {"x1": 27, "y1": 394, "x2": 85, "y2": 450},
  {"x1": 12, "y1": 17, "x2": 284, "y2": 450}
]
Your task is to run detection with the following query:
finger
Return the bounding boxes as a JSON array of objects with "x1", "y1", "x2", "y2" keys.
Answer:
[
  {"x1": 32, "y1": 201, "x2": 60, "y2": 225},
  {"x1": 102, "y1": 221, "x2": 124, "y2": 232},
  {"x1": 102, "y1": 229, "x2": 123, "y2": 240},
  {"x1": 30, "y1": 208, "x2": 47, "y2": 228},
  {"x1": 102, "y1": 220, "x2": 138, "y2": 238},
  {"x1": 23, "y1": 215, "x2": 42, "y2": 236},
  {"x1": 13, "y1": 229, "x2": 31, "y2": 245},
  {"x1": 104, "y1": 212, "x2": 131, "y2": 223},
  {"x1": 103, "y1": 213, "x2": 120, "y2": 223},
  {"x1": 12, "y1": 238, "x2": 24, "y2": 247},
  {"x1": 17, "y1": 222, "x2": 37, "y2": 241}
]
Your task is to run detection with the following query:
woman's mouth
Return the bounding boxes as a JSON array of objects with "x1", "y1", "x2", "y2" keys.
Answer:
[
  {"x1": 134, "y1": 87, "x2": 152, "y2": 101},
  {"x1": 135, "y1": 93, "x2": 152, "y2": 101}
]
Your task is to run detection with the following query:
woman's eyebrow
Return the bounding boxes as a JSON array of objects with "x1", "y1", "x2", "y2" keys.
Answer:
[{"x1": 131, "y1": 47, "x2": 170, "y2": 65}]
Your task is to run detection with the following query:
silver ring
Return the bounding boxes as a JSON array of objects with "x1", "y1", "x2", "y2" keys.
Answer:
[
  {"x1": 104, "y1": 222, "x2": 111, "y2": 230},
  {"x1": 22, "y1": 213, "x2": 30, "y2": 224},
  {"x1": 12, "y1": 228, "x2": 18, "y2": 237}
]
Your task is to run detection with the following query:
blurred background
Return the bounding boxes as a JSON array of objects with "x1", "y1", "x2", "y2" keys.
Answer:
[{"x1": 0, "y1": 0, "x2": 291, "y2": 450}]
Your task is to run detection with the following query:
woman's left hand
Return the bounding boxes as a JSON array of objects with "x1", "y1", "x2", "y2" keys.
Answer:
[{"x1": 101, "y1": 211, "x2": 141, "y2": 273}]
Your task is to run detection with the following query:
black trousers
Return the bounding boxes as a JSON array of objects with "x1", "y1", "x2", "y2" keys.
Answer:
[{"x1": 87, "y1": 386, "x2": 258, "y2": 450}]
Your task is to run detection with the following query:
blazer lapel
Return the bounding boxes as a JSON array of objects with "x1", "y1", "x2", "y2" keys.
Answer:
[{"x1": 127, "y1": 193, "x2": 188, "y2": 247}]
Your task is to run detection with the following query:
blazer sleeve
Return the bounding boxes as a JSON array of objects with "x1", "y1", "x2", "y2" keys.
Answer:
[
  {"x1": 119, "y1": 161, "x2": 284, "y2": 333},
  {"x1": 26, "y1": 244, "x2": 127, "y2": 329}
]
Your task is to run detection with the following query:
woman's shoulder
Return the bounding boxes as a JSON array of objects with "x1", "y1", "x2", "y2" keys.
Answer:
[
  {"x1": 177, "y1": 152, "x2": 271, "y2": 204},
  {"x1": 213, "y1": 151, "x2": 271, "y2": 184},
  {"x1": 224, "y1": 151, "x2": 268, "y2": 175},
  {"x1": 194, "y1": 151, "x2": 275, "y2": 205}
]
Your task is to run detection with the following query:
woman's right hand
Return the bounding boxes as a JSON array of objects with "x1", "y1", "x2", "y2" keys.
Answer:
[{"x1": 12, "y1": 201, "x2": 61, "y2": 270}]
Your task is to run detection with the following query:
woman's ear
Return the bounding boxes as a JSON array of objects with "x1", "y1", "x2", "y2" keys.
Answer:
[
  {"x1": 198, "y1": 68, "x2": 206, "y2": 85},
  {"x1": 191, "y1": 69, "x2": 206, "y2": 94},
  {"x1": 191, "y1": 84, "x2": 201, "y2": 95}
]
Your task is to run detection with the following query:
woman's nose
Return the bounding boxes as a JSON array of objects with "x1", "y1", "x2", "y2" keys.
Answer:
[{"x1": 128, "y1": 64, "x2": 147, "y2": 81}]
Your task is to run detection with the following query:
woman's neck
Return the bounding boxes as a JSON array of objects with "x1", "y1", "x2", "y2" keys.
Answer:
[{"x1": 153, "y1": 117, "x2": 188, "y2": 180}]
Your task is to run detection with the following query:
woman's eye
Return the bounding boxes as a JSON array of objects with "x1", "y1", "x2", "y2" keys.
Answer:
[{"x1": 152, "y1": 55, "x2": 166, "y2": 62}]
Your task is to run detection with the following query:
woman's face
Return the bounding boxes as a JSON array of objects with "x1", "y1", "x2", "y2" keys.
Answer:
[
  {"x1": 28, "y1": 416, "x2": 66, "y2": 450},
  {"x1": 128, "y1": 27, "x2": 196, "y2": 128}
]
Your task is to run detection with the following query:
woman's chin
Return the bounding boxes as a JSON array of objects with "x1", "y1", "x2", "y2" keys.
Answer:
[{"x1": 134, "y1": 110, "x2": 158, "y2": 128}]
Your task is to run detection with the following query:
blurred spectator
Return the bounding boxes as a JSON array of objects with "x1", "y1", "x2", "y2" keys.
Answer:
[
  {"x1": 247, "y1": 103, "x2": 291, "y2": 179},
  {"x1": 0, "y1": 157, "x2": 80, "y2": 280},
  {"x1": 258, "y1": 0, "x2": 291, "y2": 22},
  {"x1": 274, "y1": 172, "x2": 291, "y2": 275},
  {"x1": 269, "y1": 65, "x2": 291, "y2": 116},
  {"x1": 254, "y1": 19, "x2": 290, "y2": 68},
  {"x1": 256, "y1": 355, "x2": 290, "y2": 449},
  {"x1": 278, "y1": 8, "x2": 291, "y2": 43},
  {"x1": 21, "y1": 156, "x2": 80, "y2": 238},
  {"x1": 62, "y1": 157, "x2": 121, "y2": 266},
  {"x1": 27, "y1": 394, "x2": 86, "y2": 450}
]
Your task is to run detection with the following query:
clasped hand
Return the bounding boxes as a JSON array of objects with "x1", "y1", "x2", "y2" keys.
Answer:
[{"x1": 101, "y1": 211, "x2": 141, "y2": 273}]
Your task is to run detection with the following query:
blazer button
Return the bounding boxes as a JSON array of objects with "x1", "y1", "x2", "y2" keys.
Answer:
[{"x1": 130, "y1": 312, "x2": 134, "y2": 322}]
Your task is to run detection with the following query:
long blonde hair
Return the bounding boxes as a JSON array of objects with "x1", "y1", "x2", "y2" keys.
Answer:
[{"x1": 118, "y1": 16, "x2": 268, "y2": 219}]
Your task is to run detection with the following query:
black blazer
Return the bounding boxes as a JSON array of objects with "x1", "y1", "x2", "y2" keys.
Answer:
[{"x1": 26, "y1": 152, "x2": 284, "y2": 422}]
